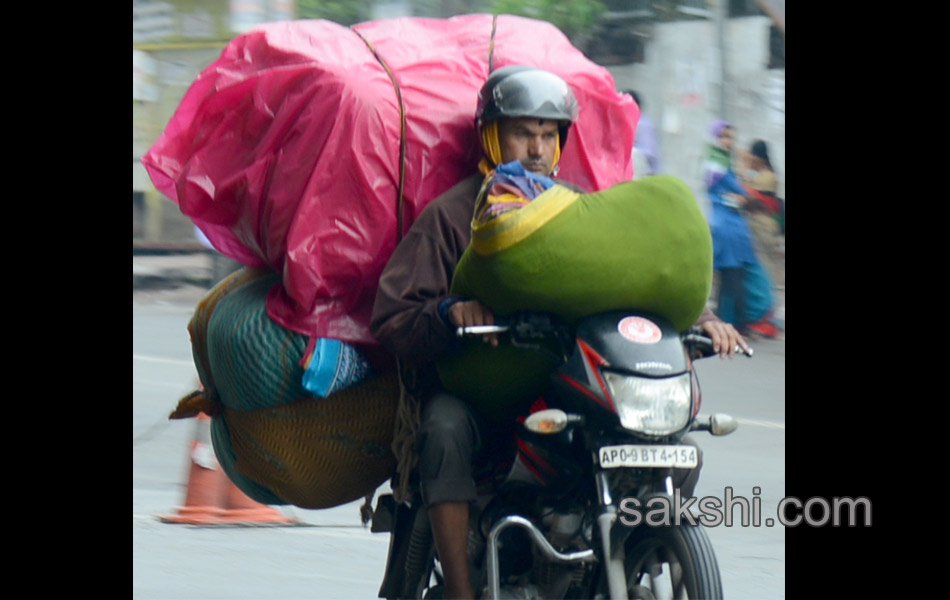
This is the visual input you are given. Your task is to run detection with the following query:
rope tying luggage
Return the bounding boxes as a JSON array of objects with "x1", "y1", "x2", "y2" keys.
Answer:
[{"x1": 351, "y1": 16, "x2": 502, "y2": 506}]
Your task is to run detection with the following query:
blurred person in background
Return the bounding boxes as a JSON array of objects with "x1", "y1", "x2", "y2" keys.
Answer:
[
  {"x1": 625, "y1": 89, "x2": 660, "y2": 179},
  {"x1": 704, "y1": 120, "x2": 757, "y2": 336},
  {"x1": 740, "y1": 139, "x2": 784, "y2": 292}
]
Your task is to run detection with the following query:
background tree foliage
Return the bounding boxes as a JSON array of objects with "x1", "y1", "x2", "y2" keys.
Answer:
[
  {"x1": 488, "y1": 0, "x2": 606, "y2": 41},
  {"x1": 296, "y1": 0, "x2": 375, "y2": 25},
  {"x1": 294, "y1": 0, "x2": 608, "y2": 43}
]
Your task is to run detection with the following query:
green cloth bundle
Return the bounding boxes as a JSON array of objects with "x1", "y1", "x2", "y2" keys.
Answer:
[{"x1": 436, "y1": 175, "x2": 712, "y2": 420}]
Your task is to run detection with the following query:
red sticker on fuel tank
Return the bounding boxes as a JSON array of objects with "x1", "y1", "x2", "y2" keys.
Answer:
[{"x1": 618, "y1": 317, "x2": 662, "y2": 344}]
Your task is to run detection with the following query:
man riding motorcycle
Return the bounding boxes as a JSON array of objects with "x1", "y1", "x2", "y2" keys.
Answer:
[{"x1": 371, "y1": 65, "x2": 748, "y2": 599}]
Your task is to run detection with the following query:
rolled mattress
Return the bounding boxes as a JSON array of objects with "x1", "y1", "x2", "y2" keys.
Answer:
[{"x1": 436, "y1": 175, "x2": 712, "y2": 420}]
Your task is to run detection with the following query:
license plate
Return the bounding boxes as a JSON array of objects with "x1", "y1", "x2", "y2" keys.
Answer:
[{"x1": 599, "y1": 445, "x2": 698, "y2": 469}]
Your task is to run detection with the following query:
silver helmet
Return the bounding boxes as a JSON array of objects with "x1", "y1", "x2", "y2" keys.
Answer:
[{"x1": 476, "y1": 65, "x2": 578, "y2": 149}]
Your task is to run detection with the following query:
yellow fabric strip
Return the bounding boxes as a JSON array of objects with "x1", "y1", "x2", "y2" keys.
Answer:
[
  {"x1": 471, "y1": 184, "x2": 580, "y2": 255},
  {"x1": 481, "y1": 121, "x2": 502, "y2": 166}
]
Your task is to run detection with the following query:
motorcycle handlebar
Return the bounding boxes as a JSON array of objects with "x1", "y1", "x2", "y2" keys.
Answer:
[
  {"x1": 456, "y1": 316, "x2": 753, "y2": 358},
  {"x1": 455, "y1": 312, "x2": 566, "y2": 339},
  {"x1": 682, "y1": 332, "x2": 754, "y2": 358},
  {"x1": 455, "y1": 313, "x2": 573, "y2": 363}
]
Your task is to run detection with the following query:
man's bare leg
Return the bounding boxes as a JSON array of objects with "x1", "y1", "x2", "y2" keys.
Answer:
[{"x1": 429, "y1": 501, "x2": 475, "y2": 599}]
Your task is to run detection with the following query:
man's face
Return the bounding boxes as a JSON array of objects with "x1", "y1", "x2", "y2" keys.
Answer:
[
  {"x1": 719, "y1": 127, "x2": 735, "y2": 152},
  {"x1": 498, "y1": 117, "x2": 560, "y2": 175}
]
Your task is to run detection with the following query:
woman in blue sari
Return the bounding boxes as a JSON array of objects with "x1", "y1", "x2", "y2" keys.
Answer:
[{"x1": 704, "y1": 121, "x2": 758, "y2": 335}]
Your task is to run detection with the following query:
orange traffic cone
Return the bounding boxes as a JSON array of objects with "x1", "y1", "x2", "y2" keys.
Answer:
[{"x1": 159, "y1": 412, "x2": 296, "y2": 526}]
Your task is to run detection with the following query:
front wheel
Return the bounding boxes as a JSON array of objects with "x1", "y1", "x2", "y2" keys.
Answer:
[{"x1": 623, "y1": 524, "x2": 723, "y2": 600}]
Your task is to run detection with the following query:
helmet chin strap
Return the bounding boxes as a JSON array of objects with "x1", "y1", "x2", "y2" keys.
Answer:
[
  {"x1": 481, "y1": 121, "x2": 503, "y2": 166},
  {"x1": 550, "y1": 134, "x2": 561, "y2": 174}
]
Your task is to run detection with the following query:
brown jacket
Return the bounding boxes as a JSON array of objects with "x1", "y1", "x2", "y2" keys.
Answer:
[{"x1": 371, "y1": 174, "x2": 483, "y2": 372}]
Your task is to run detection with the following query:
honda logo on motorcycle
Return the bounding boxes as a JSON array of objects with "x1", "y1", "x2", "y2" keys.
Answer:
[{"x1": 618, "y1": 316, "x2": 662, "y2": 344}]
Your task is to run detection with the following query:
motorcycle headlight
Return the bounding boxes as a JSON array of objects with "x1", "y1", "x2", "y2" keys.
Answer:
[{"x1": 602, "y1": 371, "x2": 692, "y2": 436}]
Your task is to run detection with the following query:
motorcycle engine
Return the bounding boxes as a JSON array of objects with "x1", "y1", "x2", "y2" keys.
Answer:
[{"x1": 533, "y1": 509, "x2": 590, "y2": 598}]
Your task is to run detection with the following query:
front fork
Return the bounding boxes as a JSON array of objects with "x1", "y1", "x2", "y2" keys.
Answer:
[
  {"x1": 595, "y1": 469, "x2": 676, "y2": 600},
  {"x1": 595, "y1": 470, "x2": 628, "y2": 600}
]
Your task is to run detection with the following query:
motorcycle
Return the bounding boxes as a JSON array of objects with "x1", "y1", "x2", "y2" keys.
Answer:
[{"x1": 372, "y1": 309, "x2": 750, "y2": 599}]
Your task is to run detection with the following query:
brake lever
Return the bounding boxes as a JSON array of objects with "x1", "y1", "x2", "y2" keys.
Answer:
[{"x1": 455, "y1": 324, "x2": 509, "y2": 337}]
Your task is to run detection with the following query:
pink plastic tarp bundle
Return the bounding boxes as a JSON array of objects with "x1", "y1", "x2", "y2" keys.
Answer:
[{"x1": 142, "y1": 14, "x2": 638, "y2": 347}]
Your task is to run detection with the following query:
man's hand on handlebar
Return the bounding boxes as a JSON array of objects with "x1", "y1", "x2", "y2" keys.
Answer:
[
  {"x1": 701, "y1": 319, "x2": 750, "y2": 358},
  {"x1": 449, "y1": 300, "x2": 499, "y2": 347}
]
